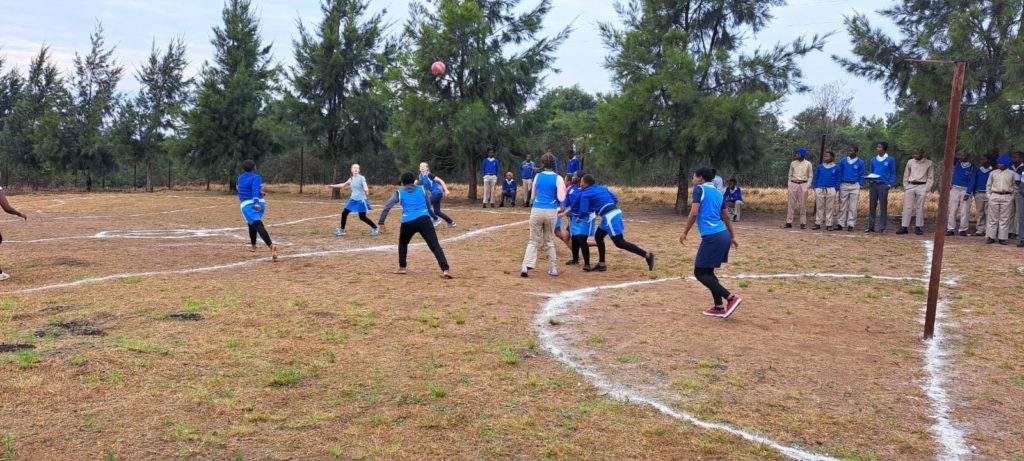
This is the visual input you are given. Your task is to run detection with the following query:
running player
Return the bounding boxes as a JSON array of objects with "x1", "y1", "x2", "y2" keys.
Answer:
[
  {"x1": 378, "y1": 172, "x2": 452, "y2": 278},
  {"x1": 577, "y1": 175, "x2": 655, "y2": 272},
  {"x1": 419, "y1": 162, "x2": 456, "y2": 228},
  {"x1": 238, "y1": 160, "x2": 278, "y2": 261},
  {"x1": 0, "y1": 176, "x2": 28, "y2": 281},
  {"x1": 680, "y1": 167, "x2": 742, "y2": 318},
  {"x1": 326, "y1": 163, "x2": 378, "y2": 236}
]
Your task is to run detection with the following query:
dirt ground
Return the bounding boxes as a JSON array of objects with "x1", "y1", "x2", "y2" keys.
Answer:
[{"x1": 0, "y1": 188, "x2": 1020, "y2": 460}]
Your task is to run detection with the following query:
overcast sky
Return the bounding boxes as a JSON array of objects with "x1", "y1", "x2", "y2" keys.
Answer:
[{"x1": 0, "y1": 0, "x2": 899, "y2": 123}]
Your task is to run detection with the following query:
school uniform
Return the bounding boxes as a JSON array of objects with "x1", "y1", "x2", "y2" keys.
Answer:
[
  {"x1": 500, "y1": 178, "x2": 518, "y2": 207},
  {"x1": 566, "y1": 157, "x2": 580, "y2": 176},
  {"x1": 520, "y1": 161, "x2": 536, "y2": 206},
  {"x1": 947, "y1": 162, "x2": 975, "y2": 233},
  {"x1": 867, "y1": 154, "x2": 897, "y2": 231},
  {"x1": 901, "y1": 157, "x2": 934, "y2": 229},
  {"x1": 482, "y1": 157, "x2": 500, "y2": 206},
  {"x1": 378, "y1": 184, "x2": 449, "y2": 271},
  {"x1": 1013, "y1": 163, "x2": 1024, "y2": 238},
  {"x1": 986, "y1": 168, "x2": 1016, "y2": 241},
  {"x1": 813, "y1": 162, "x2": 840, "y2": 228},
  {"x1": 787, "y1": 159, "x2": 813, "y2": 226},
  {"x1": 837, "y1": 156, "x2": 865, "y2": 228},
  {"x1": 724, "y1": 186, "x2": 743, "y2": 222},
  {"x1": 969, "y1": 166, "x2": 993, "y2": 235}
]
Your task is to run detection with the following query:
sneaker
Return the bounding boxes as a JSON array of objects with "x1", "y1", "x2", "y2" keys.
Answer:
[
  {"x1": 722, "y1": 296, "x2": 742, "y2": 318},
  {"x1": 372, "y1": 228, "x2": 380, "y2": 237},
  {"x1": 565, "y1": 259, "x2": 579, "y2": 266},
  {"x1": 0, "y1": 272, "x2": 9, "y2": 282},
  {"x1": 784, "y1": 223, "x2": 793, "y2": 229},
  {"x1": 914, "y1": 227, "x2": 923, "y2": 235},
  {"x1": 945, "y1": 230, "x2": 955, "y2": 236},
  {"x1": 548, "y1": 267, "x2": 559, "y2": 277},
  {"x1": 335, "y1": 228, "x2": 347, "y2": 236},
  {"x1": 446, "y1": 221, "x2": 457, "y2": 229},
  {"x1": 703, "y1": 307, "x2": 726, "y2": 317},
  {"x1": 895, "y1": 227, "x2": 909, "y2": 235},
  {"x1": 520, "y1": 266, "x2": 529, "y2": 278},
  {"x1": 812, "y1": 224, "x2": 821, "y2": 230},
  {"x1": 986, "y1": 238, "x2": 996, "y2": 244},
  {"x1": 433, "y1": 218, "x2": 443, "y2": 228},
  {"x1": 645, "y1": 252, "x2": 655, "y2": 271},
  {"x1": 864, "y1": 228, "x2": 875, "y2": 233},
  {"x1": 732, "y1": 216, "x2": 737, "y2": 222}
]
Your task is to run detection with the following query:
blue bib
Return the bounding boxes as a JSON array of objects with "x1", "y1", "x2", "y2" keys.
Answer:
[
  {"x1": 399, "y1": 187, "x2": 431, "y2": 223},
  {"x1": 533, "y1": 171, "x2": 560, "y2": 209}
]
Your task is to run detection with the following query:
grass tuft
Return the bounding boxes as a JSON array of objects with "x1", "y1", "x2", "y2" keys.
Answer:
[{"x1": 269, "y1": 367, "x2": 302, "y2": 387}]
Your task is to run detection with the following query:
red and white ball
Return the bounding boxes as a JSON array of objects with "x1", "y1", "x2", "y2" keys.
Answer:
[{"x1": 431, "y1": 61, "x2": 446, "y2": 77}]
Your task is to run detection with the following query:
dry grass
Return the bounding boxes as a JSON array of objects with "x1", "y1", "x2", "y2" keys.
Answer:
[{"x1": 0, "y1": 190, "x2": 1018, "y2": 459}]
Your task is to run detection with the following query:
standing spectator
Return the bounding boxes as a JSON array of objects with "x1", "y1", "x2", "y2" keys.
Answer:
[
  {"x1": 481, "y1": 148, "x2": 500, "y2": 208},
  {"x1": 785, "y1": 147, "x2": 813, "y2": 229},
  {"x1": 897, "y1": 149, "x2": 934, "y2": 235},
  {"x1": 865, "y1": 142, "x2": 897, "y2": 233},
  {"x1": 500, "y1": 171, "x2": 518, "y2": 207},
  {"x1": 967, "y1": 154, "x2": 994, "y2": 235},
  {"x1": 711, "y1": 169, "x2": 725, "y2": 192},
  {"x1": 985, "y1": 155, "x2": 1016, "y2": 245},
  {"x1": 566, "y1": 149, "x2": 580, "y2": 177},
  {"x1": 1012, "y1": 151, "x2": 1024, "y2": 241},
  {"x1": 946, "y1": 152, "x2": 975, "y2": 236},
  {"x1": 520, "y1": 154, "x2": 536, "y2": 207},
  {"x1": 813, "y1": 151, "x2": 841, "y2": 231},
  {"x1": 724, "y1": 179, "x2": 743, "y2": 222},
  {"x1": 837, "y1": 146, "x2": 865, "y2": 232}
]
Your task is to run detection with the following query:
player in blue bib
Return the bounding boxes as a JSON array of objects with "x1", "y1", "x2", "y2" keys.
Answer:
[
  {"x1": 0, "y1": 170, "x2": 28, "y2": 282},
  {"x1": 419, "y1": 162, "x2": 456, "y2": 228},
  {"x1": 578, "y1": 175, "x2": 655, "y2": 272},
  {"x1": 326, "y1": 164, "x2": 379, "y2": 237},
  {"x1": 378, "y1": 172, "x2": 452, "y2": 279},
  {"x1": 237, "y1": 160, "x2": 278, "y2": 261},
  {"x1": 559, "y1": 171, "x2": 597, "y2": 270},
  {"x1": 680, "y1": 167, "x2": 742, "y2": 318}
]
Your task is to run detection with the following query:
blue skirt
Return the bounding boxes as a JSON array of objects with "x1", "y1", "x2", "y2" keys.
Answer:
[
  {"x1": 241, "y1": 199, "x2": 266, "y2": 225},
  {"x1": 599, "y1": 209, "x2": 625, "y2": 236},
  {"x1": 570, "y1": 215, "x2": 596, "y2": 237},
  {"x1": 345, "y1": 199, "x2": 372, "y2": 213},
  {"x1": 695, "y1": 230, "x2": 731, "y2": 269}
]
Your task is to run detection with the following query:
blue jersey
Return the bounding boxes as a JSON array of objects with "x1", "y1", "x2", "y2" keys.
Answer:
[
  {"x1": 563, "y1": 184, "x2": 581, "y2": 215},
  {"x1": 869, "y1": 154, "x2": 897, "y2": 186},
  {"x1": 813, "y1": 163, "x2": 841, "y2": 190},
  {"x1": 693, "y1": 183, "x2": 727, "y2": 236},
  {"x1": 566, "y1": 158, "x2": 580, "y2": 174},
  {"x1": 532, "y1": 171, "x2": 561, "y2": 209},
  {"x1": 520, "y1": 161, "x2": 536, "y2": 180},
  {"x1": 951, "y1": 162, "x2": 974, "y2": 188},
  {"x1": 420, "y1": 173, "x2": 443, "y2": 195},
  {"x1": 502, "y1": 179, "x2": 517, "y2": 193},
  {"x1": 237, "y1": 172, "x2": 263, "y2": 203},
  {"x1": 578, "y1": 185, "x2": 619, "y2": 216},
  {"x1": 838, "y1": 157, "x2": 865, "y2": 186}
]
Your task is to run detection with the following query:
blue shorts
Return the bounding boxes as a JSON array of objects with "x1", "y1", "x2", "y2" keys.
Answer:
[
  {"x1": 241, "y1": 199, "x2": 266, "y2": 225},
  {"x1": 695, "y1": 230, "x2": 731, "y2": 269},
  {"x1": 345, "y1": 199, "x2": 372, "y2": 213},
  {"x1": 570, "y1": 215, "x2": 596, "y2": 237},
  {"x1": 598, "y1": 209, "x2": 625, "y2": 236}
]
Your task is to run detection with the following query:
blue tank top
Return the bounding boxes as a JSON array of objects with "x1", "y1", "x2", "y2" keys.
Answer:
[
  {"x1": 399, "y1": 186, "x2": 431, "y2": 223},
  {"x1": 694, "y1": 183, "x2": 727, "y2": 236},
  {"x1": 532, "y1": 171, "x2": 560, "y2": 209}
]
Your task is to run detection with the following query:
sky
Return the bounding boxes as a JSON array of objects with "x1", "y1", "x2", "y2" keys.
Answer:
[{"x1": 0, "y1": 0, "x2": 900, "y2": 124}]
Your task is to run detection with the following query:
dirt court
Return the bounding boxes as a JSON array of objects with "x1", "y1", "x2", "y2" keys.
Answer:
[{"x1": 0, "y1": 188, "x2": 1021, "y2": 461}]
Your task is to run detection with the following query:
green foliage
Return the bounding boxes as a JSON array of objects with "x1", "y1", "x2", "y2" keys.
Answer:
[{"x1": 0, "y1": 46, "x2": 63, "y2": 178}]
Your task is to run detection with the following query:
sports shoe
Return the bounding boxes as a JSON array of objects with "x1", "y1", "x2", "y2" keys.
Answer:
[
  {"x1": 864, "y1": 228, "x2": 875, "y2": 233},
  {"x1": 722, "y1": 296, "x2": 742, "y2": 318},
  {"x1": 520, "y1": 266, "x2": 529, "y2": 278},
  {"x1": 482, "y1": 204, "x2": 487, "y2": 209},
  {"x1": 335, "y1": 228, "x2": 347, "y2": 236},
  {"x1": 446, "y1": 221, "x2": 457, "y2": 229},
  {"x1": 372, "y1": 228, "x2": 380, "y2": 237},
  {"x1": 0, "y1": 272, "x2": 10, "y2": 282},
  {"x1": 548, "y1": 267, "x2": 559, "y2": 277},
  {"x1": 702, "y1": 307, "x2": 726, "y2": 317},
  {"x1": 565, "y1": 259, "x2": 579, "y2": 266},
  {"x1": 433, "y1": 218, "x2": 443, "y2": 228},
  {"x1": 1011, "y1": 233, "x2": 1018, "y2": 240},
  {"x1": 645, "y1": 252, "x2": 655, "y2": 271}
]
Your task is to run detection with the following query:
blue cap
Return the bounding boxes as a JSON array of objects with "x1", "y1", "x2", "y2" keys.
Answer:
[
  {"x1": 794, "y1": 147, "x2": 807, "y2": 158},
  {"x1": 997, "y1": 155, "x2": 1011, "y2": 166}
]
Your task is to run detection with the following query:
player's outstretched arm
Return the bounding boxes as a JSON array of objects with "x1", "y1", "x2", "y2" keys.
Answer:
[{"x1": 0, "y1": 191, "x2": 26, "y2": 220}]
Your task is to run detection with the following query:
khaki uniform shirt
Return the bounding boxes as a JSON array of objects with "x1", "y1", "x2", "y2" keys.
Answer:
[
  {"x1": 987, "y1": 169, "x2": 1016, "y2": 194},
  {"x1": 903, "y1": 158, "x2": 934, "y2": 190},
  {"x1": 789, "y1": 159, "x2": 813, "y2": 183}
]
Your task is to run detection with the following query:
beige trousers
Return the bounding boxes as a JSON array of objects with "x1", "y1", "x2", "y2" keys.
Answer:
[
  {"x1": 483, "y1": 175, "x2": 498, "y2": 205},
  {"x1": 986, "y1": 193, "x2": 1013, "y2": 240},
  {"x1": 814, "y1": 188, "x2": 837, "y2": 227},
  {"x1": 901, "y1": 184, "x2": 928, "y2": 228},
  {"x1": 837, "y1": 183, "x2": 860, "y2": 228},
  {"x1": 727, "y1": 201, "x2": 742, "y2": 221},
  {"x1": 786, "y1": 182, "x2": 810, "y2": 225},
  {"x1": 1010, "y1": 194, "x2": 1018, "y2": 235},
  {"x1": 521, "y1": 179, "x2": 533, "y2": 204},
  {"x1": 522, "y1": 207, "x2": 557, "y2": 270},
  {"x1": 947, "y1": 185, "x2": 970, "y2": 232},
  {"x1": 973, "y1": 192, "x2": 988, "y2": 234}
]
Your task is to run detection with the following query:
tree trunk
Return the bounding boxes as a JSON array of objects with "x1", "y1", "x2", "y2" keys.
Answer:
[
  {"x1": 146, "y1": 158, "x2": 154, "y2": 192},
  {"x1": 466, "y1": 149, "x2": 478, "y2": 201},
  {"x1": 206, "y1": 178, "x2": 211, "y2": 191},
  {"x1": 674, "y1": 157, "x2": 689, "y2": 214},
  {"x1": 132, "y1": 161, "x2": 137, "y2": 190},
  {"x1": 85, "y1": 170, "x2": 92, "y2": 193},
  {"x1": 228, "y1": 175, "x2": 237, "y2": 193},
  {"x1": 331, "y1": 164, "x2": 341, "y2": 200},
  {"x1": 167, "y1": 157, "x2": 172, "y2": 190}
]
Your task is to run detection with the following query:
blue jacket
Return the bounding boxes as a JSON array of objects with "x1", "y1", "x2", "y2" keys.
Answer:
[
  {"x1": 838, "y1": 157, "x2": 865, "y2": 186},
  {"x1": 237, "y1": 172, "x2": 263, "y2": 203},
  {"x1": 869, "y1": 155, "x2": 897, "y2": 187},
  {"x1": 969, "y1": 166, "x2": 994, "y2": 194},
  {"x1": 566, "y1": 157, "x2": 581, "y2": 174},
  {"x1": 564, "y1": 184, "x2": 584, "y2": 217},
  {"x1": 502, "y1": 179, "x2": 517, "y2": 194},
  {"x1": 951, "y1": 162, "x2": 975, "y2": 188},
  {"x1": 578, "y1": 185, "x2": 619, "y2": 215},
  {"x1": 724, "y1": 187, "x2": 743, "y2": 202},
  {"x1": 482, "y1": 157, "x2": 500, "y2": 176},
  {"x1": 813, "y1": 163, "x2": 841, "y2": 190},
  {"x1": 520, "y1": 161, "x2": 536, "y2": 180}
]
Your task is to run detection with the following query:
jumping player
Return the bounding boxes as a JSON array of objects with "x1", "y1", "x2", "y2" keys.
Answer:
[
  {"x1": 578, "y1": 174, "x2": 655, "y2": 272},
  {"x1": 680, "y1": 167, "x2": 742, "y2": 318},
  {"x1": 326, "y1": 163, "x2": 378, "y2": 236},
  {"x1": 0, "y1": 176, "x2": 28, "y2": 281},
  {"x1": 378, "y1": 172, "x2": 452, "y2": 278},
  {"x1": 419, "y1": 162, "x2": 456, "y2": 228},
  {"x1": 238, "y1": 160, "x2": 278, "y2": 261}
]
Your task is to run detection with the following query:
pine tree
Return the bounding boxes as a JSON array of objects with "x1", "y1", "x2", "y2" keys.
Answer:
[
  {"x1": 129, "y1": 39, "x2": 191, "y2": 192},
  {"x1": 0, "y1": 46, "x2": 63, "y2": 189}
]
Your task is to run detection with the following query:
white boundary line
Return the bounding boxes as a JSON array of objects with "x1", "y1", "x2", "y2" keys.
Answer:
[{"x1": 1, "y1": 221, "x2": 528, "y2": 295}]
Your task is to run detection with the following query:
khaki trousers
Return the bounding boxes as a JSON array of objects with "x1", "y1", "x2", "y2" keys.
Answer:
[
  {"x1": 1012, "y1": 194, "x2": 1019, "y2": 235},
  {"x1": 483, "y1": 174, "x2": 498, "y2": 205},
  {"x1": 522, "y1": 207, "x2": 557, "y2": 270},
  {"x1": 947, "y1": 185, "x2": 971, "y2": 232},
  {"x1": 727, "y1": 201, "x2": 742, "y2": 221},
  {"x1": 786, "y1": 181, "x2": 810, "y2": 225},
  {"x1": 837, "y1": 183, "x2": 860, "y2": 228},
  {"x1": 814, "y1": 188, "x2": 837, "y2": 227},
  {"x1": 901, "y1": 184, "x2": 928, "y2": 228},
  {"x1": 986, "y1": 193, "x2": 1013, "y2": 240},
  {"x1": 973, "y1": 192, "x2": 988, "y2": 234},
  {"x1": 521, "y1": 179, "x2": 533, "y2": 205}
]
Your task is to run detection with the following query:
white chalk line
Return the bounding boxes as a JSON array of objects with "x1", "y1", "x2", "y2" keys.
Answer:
[
  {"x1": 1, "y1": 220, "x2": 528, "y2": 295},
  {"x1": 919, "y1": 240, "x2": 972, "y2": 460}
]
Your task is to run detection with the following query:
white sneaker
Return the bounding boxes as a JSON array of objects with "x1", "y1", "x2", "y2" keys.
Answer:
[
  {"x1": 433, "y1": 218, "x2": 443, "y2": 228},
  {"x1": 0, "y1": 272, "x2": 10, "y2": 282},
  {"x1": 446, "y1": 222, "x2": 457, "y2": 229}
]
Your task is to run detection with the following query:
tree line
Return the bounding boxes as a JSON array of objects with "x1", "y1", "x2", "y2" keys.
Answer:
[{"x1": 1, "y1": 0, "x2": 1021, "y2": 211}]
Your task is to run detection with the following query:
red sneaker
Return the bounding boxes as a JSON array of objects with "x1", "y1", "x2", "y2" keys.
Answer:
[
  {"x1": 703, "y1": 307, "x2": 726, "y2": 317},
  {"x1": 722, "y1": 296, "x2": 742, "y2": 318}
]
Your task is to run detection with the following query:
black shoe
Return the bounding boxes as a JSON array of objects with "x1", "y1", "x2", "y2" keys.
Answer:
[
  {"x1": 593, "y1": 265, "x2": 608, "y2": 272},
  {"x1": 999, "y1": 240, "x2": 1008, "y2": 245},
  {"x1": 847, "y1": 226, "x2": 854, "y2": 232},
  {"x1": 915, "y1": 227, "x2": 923, "y2": 235},
  {"x1": 499, "y1": 203, "x2": 504, "y2": 208},
  {"x1": 483, "y1": 204, "x2": 488, "y2": 209},
  {"x1": 800, "y1": 224, "x2": 806, "y2": 230},
  {"x1": 520, "y1": 271, "x2": 529, "y2": 277},
  {"x1": 582, "y1": 264, "x2": 594, "y2": 272},
  {"x1": 864, "y1": 228, "x2": 875, "y2": 233},
  {"x1": 784, "y1": 223, "x2": 793, "y2": 228},
  {"x1": 986, "y1": 238, "x2": 996, "y2": 244},
  {"x1": 1011, "y1": 233, "x2": 1018, "y2": 240},
  {"x1": 645, "y1": 252, "x2": 656, "y2": 271},
  {"x1": 812, "y1": 224, "x2": 821, "y2": 230},
  {"x1": 565, "y1": 259, "x2": 578, "y2": 266},
  {"x1": 945, "y1": 230, "x2": 955, "y2": 236},
  {"x1": 959, "y1": 231, "x2": 968, "y2": 237},
  {"x1": 895, "y1": 227, "x2": 909, "y2": 235}
]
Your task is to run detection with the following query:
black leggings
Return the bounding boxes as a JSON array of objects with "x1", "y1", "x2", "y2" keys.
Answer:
[
  {"x1": 429, "y1": 194, "x2": 453, "y2": 225},
  {"x1": 399, "y1": 215, "x2": 449, "y2": 271},
  {"x1": 595, "y1": 229, "x2": 646, "y2": 263},
  {"x1": 341, "y1": 209, "x2": 377, "y2": 230},
  {"x1": 695, "y1": 267, "x2": 731, "y2": 307},
  {"x1": 248, "y1": 220, "x2": 272, "y2": 247},
  {"x1": 572, "y1": 234, "x2": 590, "y2": 266}
]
